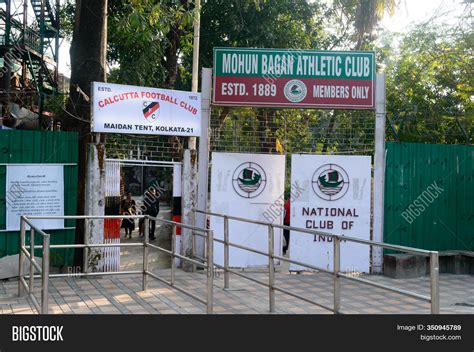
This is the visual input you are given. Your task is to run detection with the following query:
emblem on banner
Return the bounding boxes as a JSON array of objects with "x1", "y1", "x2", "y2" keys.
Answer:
[
  {"x1": 283, "y1": 79, "x2": 307, "y2": 103},
  {"x1": 232, "y1": 162, "x2": 267, "y2": 198},
  {"x1": 142, "y1": 101, "x2": 160, "y2": 122},
  {"x1": 312, "y1": 164, "x2": 349, "y2": 201}
]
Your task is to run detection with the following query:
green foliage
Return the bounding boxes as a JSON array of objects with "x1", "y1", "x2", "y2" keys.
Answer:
[
  {"x1": 199, "y1": 0, "x2": 330, "y2": 67},
  {"x1": 211, "y1": 106, "x2": 376, "y2": 156},
  {"x1": 63, "y1": 0, "x2": 392, "y2": 90},
  {"x1": 106, "y1": 0, "x2": 388, "y2": 89},
  {"x1": 274, "y1": 110, "x2": 320, "y2": 154},
  {"x1": 107, "y1": 0, "x2": 194, "y2": 88},
  {"x1": 336, "y1": 0, "x2": 397, "y2": 49},
  {"x1": 198, "y1": 0, "x2": 385, "y2": 157},
  {"x1": 105, "y1": 133, "x2": 130, "y2": 159},
  {"x1": 58, "y1": 0, "x2": 75, "y2": 40},
  {"x1": 384, "y1": 22, "x2": 473, "y2": 144},
  {"x1": 44, "y1": 93, "x2": 67, "y2": 119},
  {"x1": 62, "y1": 0, "x2": 471, "y2": 155}
]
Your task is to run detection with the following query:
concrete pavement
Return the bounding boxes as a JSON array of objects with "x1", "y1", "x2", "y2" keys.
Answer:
[{"x1": 1, "y1": 270, "x2": 473, "y2": 314}]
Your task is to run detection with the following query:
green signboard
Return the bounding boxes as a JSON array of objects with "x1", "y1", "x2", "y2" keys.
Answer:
[{"x1": 213, "y1": 48, "x2": 375, "y2": 109}]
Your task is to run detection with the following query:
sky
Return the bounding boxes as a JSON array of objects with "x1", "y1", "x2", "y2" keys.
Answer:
[
  {"x1": 57, "y1": 0, "x2": 469, "y2": 76},
  {"x1": 380, "y1": 0, "x2": 467, "y2": 32}
]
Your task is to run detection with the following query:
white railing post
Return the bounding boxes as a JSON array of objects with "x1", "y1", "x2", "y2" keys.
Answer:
[
  {"x1": 83, "y1": 219, "x2": 90, "y2": 275},
  {"x1": 41, "y1": 234, "x2": 50, "y2": 314},
  {"x1": 430, "y1": 252, "x2": 440, "y2": 314},
  {"x1": 171, "y1": 224, "x2": 176, "y2": 285},
  {"x1": 268, "y1": 225, "x2": 275, "y2": 313},
  {"x1": 223, "y1": 216, "x2": 230, "y2": 289},
  {"x1": 206, "y1": 230, "x2": 214, "y2": 314},
  {"x1": 333, "y1": 236, "x2": 341, "y2": 314},
  {"x1": 18, "y1": 217, "x2": 26, "y2": 296},
  {"x1": 29, "y1": 228, "x2": 35, "y2": 295},
  {"x1": 142, "y1": 217, "x2": 149, "y2": 291}
]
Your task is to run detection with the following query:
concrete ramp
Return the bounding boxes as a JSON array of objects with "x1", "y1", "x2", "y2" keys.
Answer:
[{"x1": 0, "y1": 255, "x2": 42, "y2": 280}]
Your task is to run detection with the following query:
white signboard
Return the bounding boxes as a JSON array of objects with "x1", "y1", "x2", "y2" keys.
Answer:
[
  {"x1": 91, "y1": 82, "x2": 201, "y2": 136},
  {"x1": 6, "y1": 165, "x2": 64, "y2": 231},
  {"x1": 290, "y1": 155, "x2": 371, "y2": 272},
  {"x1": 210, "y1": 152, "x2": 285, "y2": 268}
]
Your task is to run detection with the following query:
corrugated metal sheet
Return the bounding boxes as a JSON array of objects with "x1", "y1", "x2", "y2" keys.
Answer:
[
  {"x1": 384, "y1": 142, "x2": 474, "y2": 251},
  {"x1": 0, "y1": 130, "x2": 78, "y2": 266}
]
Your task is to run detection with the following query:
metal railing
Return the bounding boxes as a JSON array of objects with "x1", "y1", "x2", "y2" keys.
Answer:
[
  {"x1": 18, "y1": 216, "x2": 50, "y2": 314},
  {"x1": 18, "y1": 215, "x2": 214, "y2": 314},
  {"x1": 194, "y1": 209, "x2": 440, "y2": 314},
  {"x1": 17, "y1": 210, "x2": 440, "y2": 315}
]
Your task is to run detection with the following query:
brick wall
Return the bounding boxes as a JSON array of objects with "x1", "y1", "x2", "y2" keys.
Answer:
[{"x1": 105, "y1": 134, "x2": 185, "y2": 161}]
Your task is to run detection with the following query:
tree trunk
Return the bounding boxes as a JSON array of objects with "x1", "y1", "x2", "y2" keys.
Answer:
[
  {"x1": 161, "y1": 0, "x2": 189, "y2": 89},
  {"x1": 63, "y1": 0, "x2": 108, "y2": 268},
  {"x1": 259, "y1": 109, "x2": 276, "y2": 153},
  {"x1": 321, "y1": 113, "x2": 336, "y2": 154},
  {"x1": 162, "y1": 25, "x2": 181, "y2": 89},
  {"x1": 162, "y1": 0, "x2": 189, "y2": 158}
]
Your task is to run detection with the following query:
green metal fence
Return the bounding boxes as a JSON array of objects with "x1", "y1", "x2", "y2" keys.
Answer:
[
  {"x1": 0, "y1": 130, "x2": 78, "y2": 266},
  {"x1": 384, "y1": 142, "x2": 473, "y2": 252}
]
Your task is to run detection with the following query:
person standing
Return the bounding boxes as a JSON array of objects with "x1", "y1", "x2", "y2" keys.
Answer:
[
  {"x1": 120, "y1": 192, "x2": 136, "y2": 239},
  {"x1": 138, "y1": 203, "x2": 147, "y2": 237},
  {"x1": 144, "y1": 188, "x2": 160, "y2": 240}
]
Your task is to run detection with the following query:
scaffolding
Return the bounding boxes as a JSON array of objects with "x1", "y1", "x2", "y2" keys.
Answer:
[{"x1": 0, "y1": 0, "x2": 60, "y2": 129}]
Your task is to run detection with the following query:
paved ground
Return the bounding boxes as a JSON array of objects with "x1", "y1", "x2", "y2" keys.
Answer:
[
  {"x1": 1, "y1": 205, "x2": 473, "y2": 315},
  {"x1": 119, "y1": 206, "x2": 172, "y2": 272},
  {"x1": 1, "y1": 270, "x2": 473, "y2": 314}
]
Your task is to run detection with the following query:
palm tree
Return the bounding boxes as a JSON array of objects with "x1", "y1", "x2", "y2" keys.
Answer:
[
  {"x1": 354, "y1": 0, "x2": 397, "y2": 48},
  {"x1": 333, "y1": 0, "x2": 397, "y2": 49}
]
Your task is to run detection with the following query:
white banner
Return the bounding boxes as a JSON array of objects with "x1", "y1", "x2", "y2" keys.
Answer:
[
  {"x1": 210, "y1": 152, "x2": 285, "y2": 268},
  {"x1": 91, "y1": 82, "x2": 201, "y2": 136},
  {"x1": 6, "y1": 165, "x2": 64, "y2": 231},
  {"x1": 290, "y1": 155, "x2": 371, "y2": 272}
]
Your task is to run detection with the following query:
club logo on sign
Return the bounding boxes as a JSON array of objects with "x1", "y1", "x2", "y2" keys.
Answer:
[
  {"x1": 232, "y1": 162, "x2": 267, "y2": 198},
  {"x1": 312, "y1": 164, "x2": 349, "y2": 201},
  {"x1": 283, "y1": 79, "x2": 307, "y2": 103},
  {"x1": 143, "y1": 101, "x2": 160, "y2": 122}
]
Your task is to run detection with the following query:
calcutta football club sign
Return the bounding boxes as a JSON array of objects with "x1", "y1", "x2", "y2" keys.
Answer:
[
  {"x1": 91, "y1": 82, "x2": 201, "y2": 136},
  {"x1": 210, "y1": 152, "x2": 285, "y2": 268},
  {"x1": 290, "y1": 154, "x2": 372, "y2": 273},
  {"x1": 213, "y1": 48, "x2": 375, "y2": 109}
]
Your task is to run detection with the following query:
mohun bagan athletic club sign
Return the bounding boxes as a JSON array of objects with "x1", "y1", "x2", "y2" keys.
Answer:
[
  {"x1": 91, "y1": 82, "x2": 201, "y2": 136},
  {"x1": 213, "y1": 48, "x2": 375, "y2": 109}
]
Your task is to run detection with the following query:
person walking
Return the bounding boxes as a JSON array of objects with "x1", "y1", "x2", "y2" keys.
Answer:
[{"x1": 144, "y1": 188, "x2": 160, "y2": 240}]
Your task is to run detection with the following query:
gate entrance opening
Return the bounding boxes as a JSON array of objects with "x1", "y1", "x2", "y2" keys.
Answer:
[{"x1": 104, "y1": 159, "x2": 182, "y2": 272}]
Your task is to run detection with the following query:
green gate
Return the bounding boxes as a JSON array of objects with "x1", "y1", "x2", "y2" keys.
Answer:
[
  {"x1": 384, "y1": 141, "x2": 473, "y2": 251},
  {"x1": 0, "y1": 130, "x2": 78, "y2": 266}
]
